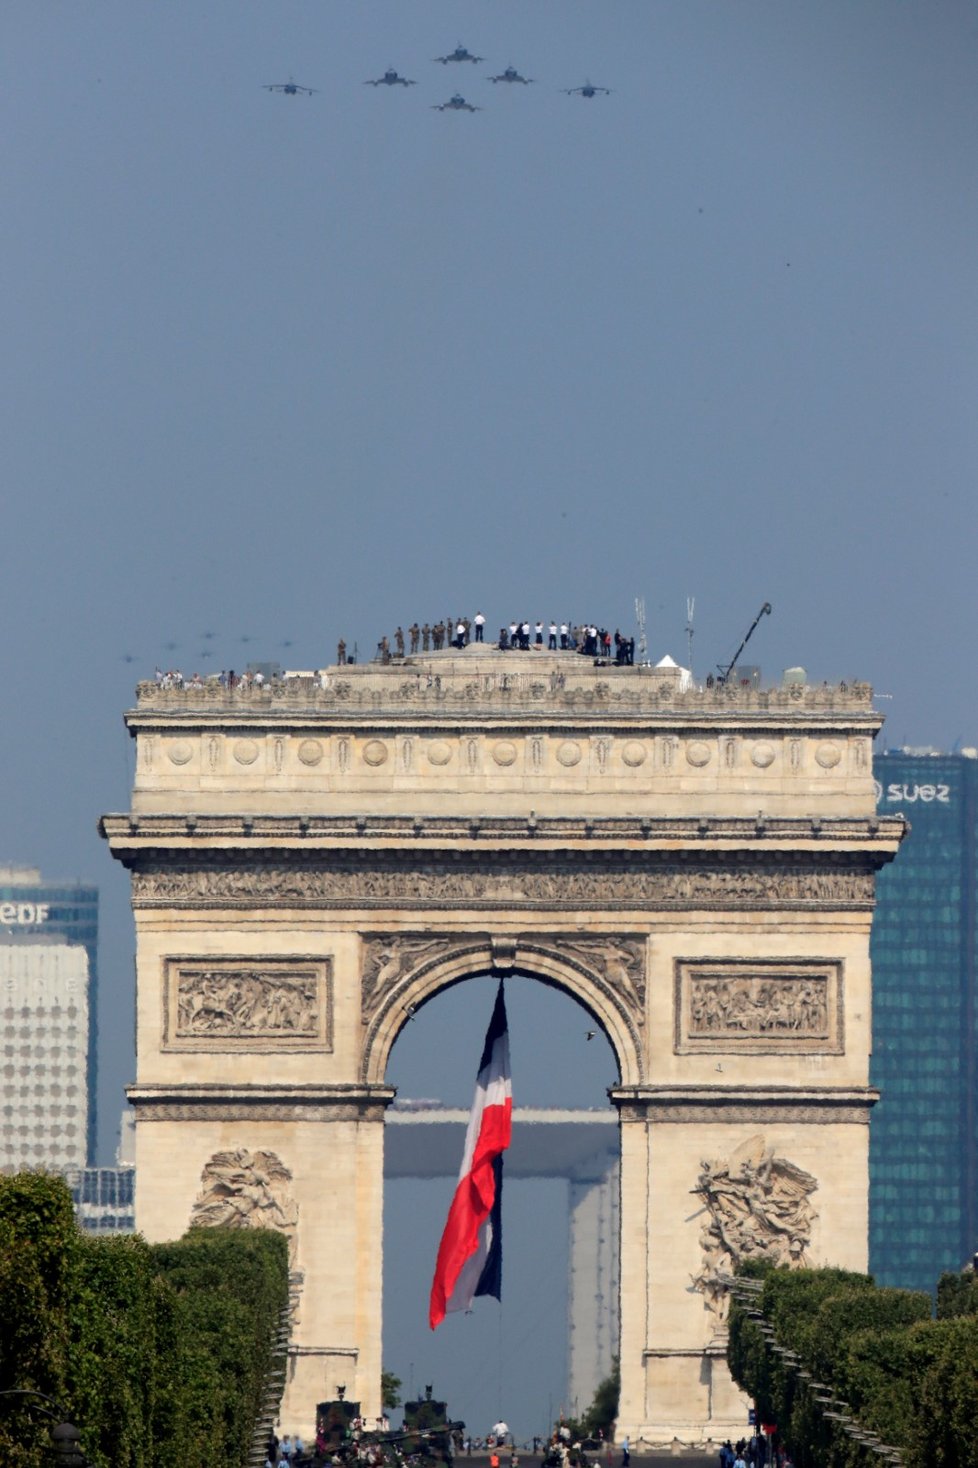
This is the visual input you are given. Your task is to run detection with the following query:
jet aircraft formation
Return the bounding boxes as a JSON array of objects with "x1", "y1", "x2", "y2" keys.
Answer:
[{"x1": 266, "y1": 43, "x2": 609, "y2": 113}]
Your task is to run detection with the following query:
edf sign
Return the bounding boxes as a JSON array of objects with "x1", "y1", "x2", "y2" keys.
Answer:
[{"x1": 0, "y1": 902, "x2": 50, "y2": 925}]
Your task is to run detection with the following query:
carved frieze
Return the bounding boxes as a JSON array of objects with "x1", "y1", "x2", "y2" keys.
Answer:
[
  {"x1": 163, "y1": 957, "x2": 332, "y2": 1051},
  {"x1": 690, "y1": 1135, "x2": 818, "y2": 1317},
  {"x1": 674, "y1": 959, "x2": 843, "y2": 1054},
  {"x1": 134, "y1": 861, "x2": 875, "y2": 911}
]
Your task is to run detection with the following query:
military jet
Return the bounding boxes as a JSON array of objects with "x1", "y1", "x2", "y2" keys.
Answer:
[
  {"x1": 562, "y1": 80, "x2": 611, "y2": 97},
  {"x1": 264, "y1": 79, "x2": 317, "y2": 96},
  {"x1": 432, "y1": 93, "x2": 482, "y2": 112},
  {"x1": 434, "y1": 43, "x2": 483, "y2": 64},
  {"x1": 364, "y1": 67, "x2": 416, "y2": 87},
  {"x1": 488, "y1": 65, "x2": 534, "y2": 84}
]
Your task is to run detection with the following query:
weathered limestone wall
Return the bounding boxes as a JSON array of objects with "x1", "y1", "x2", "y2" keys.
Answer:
[{"x1": 102, "y1": 648, "x2": 903, "y2": 1444}]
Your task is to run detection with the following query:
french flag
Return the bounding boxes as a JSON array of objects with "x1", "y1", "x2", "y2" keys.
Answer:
[{"x1": 429, "y1": 981, "x2": 512, "y2": 1329}]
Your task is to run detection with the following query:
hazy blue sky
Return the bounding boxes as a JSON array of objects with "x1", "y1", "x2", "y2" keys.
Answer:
[{"x1": 3, "y1": 0, "x2": 977, "y2": 1436}]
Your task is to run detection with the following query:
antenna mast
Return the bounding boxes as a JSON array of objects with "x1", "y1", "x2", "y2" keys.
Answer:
[
  {"x1": 685, "y1": 597, "x2": 695, "y2": 675},
  {"x1": 634, "y1": 597, "x2": 647, "y2": 664}
]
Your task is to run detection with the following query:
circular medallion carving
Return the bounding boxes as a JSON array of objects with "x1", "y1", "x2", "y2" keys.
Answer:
[
  {"x1": 686, "y1": 741, "x2": 712, "y2": 767},
  {"x1": 556, "y1": 741, "x2": 582, "y2": 767},
  {"x1": 492, "y1": 741, "x2": 518, "y2": 767},
  {"x1": 362, "y1": 740, "x2": 389, "y2": 767},
  {"x1": 751, "y1": 742, "x2": 776, "y2": 768},
  {"x1": 427, "y1": 741, "x2": 453, "y2": 766},
  {"x1": 621, "y1": 741, "x2": 647, "y2": 768},
  {"x1": 233, "y1": 739, "x2": 259, "y2": 765},
  {"x1": 816, "y1": 742, "x2": 842, "y2": 768},
  {"x1": 297, "y1": 739, "x2": 323, "y2": 766},
  {"x1": 168, "y1": 741, "x2": 193, "y2": 766}
]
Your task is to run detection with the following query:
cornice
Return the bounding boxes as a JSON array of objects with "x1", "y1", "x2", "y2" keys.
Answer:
[
  {"x1": 610, "y1": 1085, "x2": 879, "y2": 1124},
  {"x1": 100, "y1": 811, "x2": 905, "y2": 857},
  {"x1": 127, "y1": 1083, "x2": 396, "y2": 1123}
]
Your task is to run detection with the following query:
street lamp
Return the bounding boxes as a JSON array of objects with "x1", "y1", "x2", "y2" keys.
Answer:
[
  {"x1": 51, "y1": 1422, "x2": 88, "y2": 1467},
  {"x1": 0, "y1": 1391, "x2": 89, "y2": 1467}
]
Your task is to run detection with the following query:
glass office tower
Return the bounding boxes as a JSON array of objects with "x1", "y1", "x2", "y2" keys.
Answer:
[
  {"x1": 0, "y1": 866, "x2": 99, "y2": 1164},
  {"x1": 870, "y1": 751, "x2": 978, "y2": 1292}
]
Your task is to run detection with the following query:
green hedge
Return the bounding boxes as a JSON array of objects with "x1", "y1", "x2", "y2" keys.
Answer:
[
  {"x1": 936, "y1": 1269, "x2": 978, "y2": 1320},
  {"x1": 0, "y1": 1173, "x2": 289, "y2": 1468},
  {"x1": 728, "y1": 1263, "x2": 978, "y2": 1468}
]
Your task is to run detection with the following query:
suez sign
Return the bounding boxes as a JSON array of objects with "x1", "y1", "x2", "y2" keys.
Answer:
[
  {"x1": 0, "y1": 902, "x2": 50, "y2": 925},
  {"x1": 875, "y1": 780, "x2": 951, "y2": 806}
]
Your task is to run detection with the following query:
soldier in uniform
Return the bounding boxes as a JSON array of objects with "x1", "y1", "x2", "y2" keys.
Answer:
[
  {"x1": 422, "y1": 623, "x2": 431, "y2": 652},
  {"x1": 395, "y1": 626, "x2": 405, "y2": 657},
  {"x1": 337, "y1": 639, "x2": 347, "y2": 666},
  {"x1": 409, "y1": 623, "x2": 420, "y2": 654}
]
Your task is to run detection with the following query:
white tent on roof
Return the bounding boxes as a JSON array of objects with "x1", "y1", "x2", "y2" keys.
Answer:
[{"x1": 655, "y1": 653, "x2": 694, "y2": 691}]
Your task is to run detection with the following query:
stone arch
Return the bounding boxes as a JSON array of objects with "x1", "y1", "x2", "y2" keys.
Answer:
[
  {"x1": 105, "y1": 654, "x2": 897, "y2": 1445},
  {"x1": 360, "y1": 933, "x2": 645, "y2": 1088}
]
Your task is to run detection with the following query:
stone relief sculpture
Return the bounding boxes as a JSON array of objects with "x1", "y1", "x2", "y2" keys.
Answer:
[
  {"x1": 359, "y1": 936, "x2": 467, "y2": 1019},
  {"x1": 190, "y1": 1147, "x2": 303, "y2": 1321},
  {"x1": 675, "y1": 960, "x2": 841, "y2": 1054},
  {"x1": 690, "y1": 1135, "x2": 818, "y2": 1318},
  {"x1": 536, "y1": 935, "x2": 646, "y2": 1010},
  {"x1": 176, "y1": 967, "x2": 319, "y2": 1037},
  {"x1": 165, "y1": 960, "x2": 330, "y2": 1051},
  {"x1": 688, "y1": 974, "x2": 828, "y2": 1038}
]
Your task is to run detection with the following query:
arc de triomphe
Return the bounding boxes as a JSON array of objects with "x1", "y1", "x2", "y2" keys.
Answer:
[{"x1": 100, "y1": 648, "x2": 902, "y2": 1443}]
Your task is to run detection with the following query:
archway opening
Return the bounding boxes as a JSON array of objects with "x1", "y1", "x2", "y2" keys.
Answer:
[{"x1": 383, "y1": 971, "x2": 620, "y2": 1444}]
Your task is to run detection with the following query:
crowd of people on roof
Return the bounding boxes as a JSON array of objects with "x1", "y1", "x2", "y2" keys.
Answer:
[
  {"x1": 154, "y1": 666, "x2": 267, "y2": 690},
  {"x1": 337, "y1": 614, "x2": 637, "y2": 667}
]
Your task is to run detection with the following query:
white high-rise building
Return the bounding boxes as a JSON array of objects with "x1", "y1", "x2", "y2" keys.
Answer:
[{"x1": 0, "y1": 941, "x2": 89, "y2": 1171}]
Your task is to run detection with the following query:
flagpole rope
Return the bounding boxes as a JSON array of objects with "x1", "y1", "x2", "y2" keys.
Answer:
[
  {"x1": 498, "y1": 1298, "x2": 504, "y2": 1420},
  {"x1": 452, "y1": 1277, "x2": 566, "y2": 1420}
]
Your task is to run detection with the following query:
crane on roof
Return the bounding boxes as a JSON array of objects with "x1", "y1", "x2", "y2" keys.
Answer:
[{"x1": 716, "y1": 602, "x2": 772, "y2": 684}]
